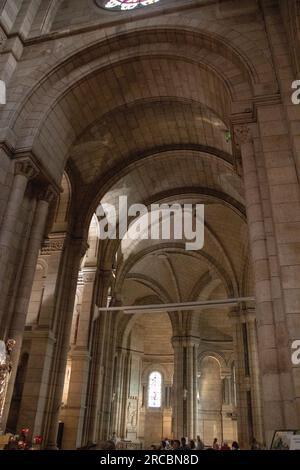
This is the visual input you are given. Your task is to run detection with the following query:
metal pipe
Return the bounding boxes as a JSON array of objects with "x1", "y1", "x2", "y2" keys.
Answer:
[{"x1": 97, "y1": 297, "x2": 255, "y2": 315}]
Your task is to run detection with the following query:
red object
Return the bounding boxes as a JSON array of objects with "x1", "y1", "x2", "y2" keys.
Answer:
[
  {"x1": 21, "y1": 428, "x2": 30, "y2": 435},
  {"x1": 33, "y1": 436, "x2": 43, "y2": 444}
]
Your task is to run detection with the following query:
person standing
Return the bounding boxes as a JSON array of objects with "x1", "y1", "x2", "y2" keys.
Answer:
[
  {"x1": 212, "y1": 438, "x2": 219, "y2": 450},
  {"x1": 180, "y1": 437, "x2": 189, "y2": 450},
  {"x1": 189, "y1": 439, "x2": 196, "y2": 450},
  {"x1": 231, "y1": 441, "x2": 240, "y2": 450},
  {"x1": 196, "y1": 435, "x2": 205, "y2": 450},
  {"x1": 221, "y1": 441, "x2": 230, "y2": 450}
]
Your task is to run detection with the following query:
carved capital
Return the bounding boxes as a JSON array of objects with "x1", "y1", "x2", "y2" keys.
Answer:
[
  {"x1": 41, "y1": 235, "x2": 66, "y2": 255},
  {"x1": 234, "y1": 125, "x2": 252, "y2": 147},
  {"x1": 14, "y1": 158, "x2": 39, "y2": 180},
  {"x1": 38, "y1": 185, "x2": 57, "y2": 204}
]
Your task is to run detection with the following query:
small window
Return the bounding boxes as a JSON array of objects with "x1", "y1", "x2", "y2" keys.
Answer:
[{"x1": 148, "y1": 371, "x2": 162, "y2": 408}]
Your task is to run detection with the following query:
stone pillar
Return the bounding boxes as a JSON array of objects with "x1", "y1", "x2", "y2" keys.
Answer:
[
  {"x1": 244, "y1": 308, "x2": 264, "y2": 444},
  {"x1": 2, "y1": 185, "x2": 54, "y2": 431},
  {"x1": 14, "y1": 234, "x2": 66, "y2": 437},
  {"x1": 62, "y1": 267, "x2": 97, "y2": 449},
  {"x1": 83, "y1": 269, "x2": 113, "y2": 444},
  {"x1": 186, "y1": 340, "x2": 198, "y2": 439},
  {"x1": 220, "y1": 368, "x2": 238, "y2": 444},
  {"x1": 98, "y1": 301, "x2": 120, "y2": 441},
  {"x1": 234, "y1": 125, "x2": 286, "y2": 445},
  {"x1": 0, "y1": 158, "x2": 38, "y2": 331},
  {"x1": 111, "y1": 348, "x2": 127, "y2": 438},
  {"x1": 43, "y1": 237, "x2": 88, "y2": 449},
  {"x1": 172, "y1": 337, "x2": 184, "y2": 438},
  {"x1": 172, "y1": 336, "x2": 198, "y2": 439},
  {"x1": 228, "y1": 308, "x2": 249, "y2": 448}
]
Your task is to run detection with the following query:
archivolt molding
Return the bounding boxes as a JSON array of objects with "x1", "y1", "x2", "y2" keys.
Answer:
[
  {"x1": 2, "y1": 21, "x2": 271, "y2": 157},
  {"x1": 198, "y1": 350, "x2": 227, "y2": 372}
]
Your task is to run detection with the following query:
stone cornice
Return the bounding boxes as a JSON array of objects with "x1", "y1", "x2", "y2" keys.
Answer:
[{"x1": 230, "y1": 92, "x2": 282, "y2": 126}]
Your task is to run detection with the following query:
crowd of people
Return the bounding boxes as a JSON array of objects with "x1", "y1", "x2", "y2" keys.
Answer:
[
  {"x1": 2, "y1": 431, "x2": 263, "y2": 451},
  {"x1": 149, "y1": 436, "x2": 239, "y2": 451},
  {"x1": 149, "y1": 436, "x2": 263, "y2": 451}
]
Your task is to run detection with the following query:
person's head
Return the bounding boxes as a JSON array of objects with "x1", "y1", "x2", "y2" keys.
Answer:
[
  {"x1": 197, "y1": 435, "x2": 201, "y2": 441},
  {"x1": 181, "y1": 437, "x2": 186, "y2": 446},
  {"x1": 150, "y1": 444, "x2": 156, "y2": 450},
  {"x1": 213, "y1": 438, "x2": 218, "y2": 444},
  {"x1": 232, "y1": 441, "x2": 239, "y2": 450},
  {"x1": 190, "y1": 440, "x2": 196, "y2": 449},
  {"x1": 161, "y1": 440, "x2": 167, "y2": 449},
  {"x1": 173, "y1": 440, "x2": 180, "y2": 450}
]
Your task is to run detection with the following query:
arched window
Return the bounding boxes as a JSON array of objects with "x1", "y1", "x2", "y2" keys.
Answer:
[{"x1": 148, "y1": 371, "x2": 162, "y2": 408}]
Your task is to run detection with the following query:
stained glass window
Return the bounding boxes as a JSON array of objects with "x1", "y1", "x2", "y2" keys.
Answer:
[
  {"x1": 97, "y1": 0, "x2": 160, "y2": 11},
  {"x1": 148, "y1": 371, "x2": 162, "y2": 408}
]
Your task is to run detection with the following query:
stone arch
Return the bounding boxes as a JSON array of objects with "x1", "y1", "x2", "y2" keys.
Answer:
[
  {"x1": 198, "y1": 350, "x2": 227, "y2": 371},
  {"x1": 5, "y1": 25, "x2": 258, "y2": 129},
  {"x1": 1, "y1": 25, "x2": 269, "y2": 189}
]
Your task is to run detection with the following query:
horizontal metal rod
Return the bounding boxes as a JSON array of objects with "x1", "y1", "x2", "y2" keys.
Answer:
[{"x1": 97, "y1": 296, "x2": 255, "y2": 314}]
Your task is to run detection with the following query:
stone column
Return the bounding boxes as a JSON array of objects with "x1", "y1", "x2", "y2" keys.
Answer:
[
  {"x1": 98, "y1": 304, "x2": 119, "y2": 441},
  {"x1": 14, "y1": 234, "x2": 66, "y2": 437},
  {"x1": 62, "y1": 267, "x2": 97, "y2": 449},
  {"x1": 220, "y1": 368, "x2": 238, "y2": 444},
  {"x1": 0, "y1": 158, "x2": 39, "y2": 330},
  {"x1": 259, "y1": 15, "x2": 300, "y2": 426},
  {"x1": 244, "y1": 308, "x2": 264, "y2": 444},
  {"x1": 43, "y1": 237, "x2": 88, "y2": 449},
  {"x1": 172, "y1": 336, "x2": 198, "y2": 439},
  {"x1": 1, "y1": 185, "x2": 55, "y2": 430},
  {"x1": 172, "y1": 337, "x2": 184, "y2": 438},
  {"x1": 228, "y1": 308, "x2": 249, "y2": 448},
  {"x1": 234, "y1": 124, "x2": 286, "y2": 444},
  {"x1": 186, "y1": 340, "x2": 198, "y2": 439},
  {"x1": 84, "y1": 270, "x2": 113, "y2": 444},
  {"x1": 110, "y1": 348, "x2": 127, "y2": 438}
]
